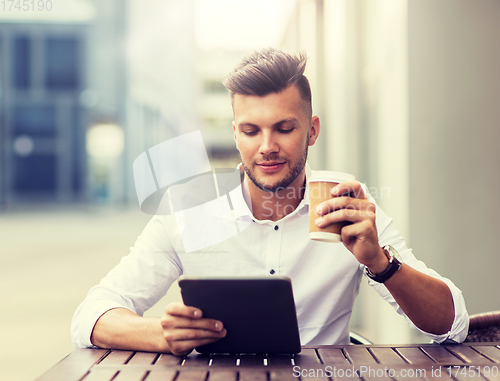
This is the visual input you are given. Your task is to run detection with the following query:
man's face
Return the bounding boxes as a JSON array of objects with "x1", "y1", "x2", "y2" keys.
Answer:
[{"x1": 232, "y1": 85, "x2": 319, "y2": 193}]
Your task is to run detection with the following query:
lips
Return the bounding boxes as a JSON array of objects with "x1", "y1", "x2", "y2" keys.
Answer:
[{"x1": 256, "y1": 162, "x2": 286, "y2": 172}]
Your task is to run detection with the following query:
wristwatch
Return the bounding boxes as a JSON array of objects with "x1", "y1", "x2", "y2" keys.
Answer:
[{"x1": 365, "y1": 245, "x2": 403, "y2": 283}]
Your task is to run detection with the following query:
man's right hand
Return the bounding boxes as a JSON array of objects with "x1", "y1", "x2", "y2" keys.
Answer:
[{"x1": 160, "y1": 302, "x2": 227, "y2": 356}]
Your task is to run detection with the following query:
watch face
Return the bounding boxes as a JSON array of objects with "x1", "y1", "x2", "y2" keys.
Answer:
[
  {"x1": 386, "y1": 245, "x2": 402, "y2": 264},
  {"x1": 395, "y1": 251, "x2": 402, "y2": 262}
]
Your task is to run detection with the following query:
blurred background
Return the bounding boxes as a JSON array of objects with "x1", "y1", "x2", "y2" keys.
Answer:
[{"x1": 1, "y1": 0, "x2": 499, "y2": 379}]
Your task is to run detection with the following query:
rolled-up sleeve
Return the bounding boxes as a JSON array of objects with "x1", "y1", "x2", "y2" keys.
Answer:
[
  {"x1": 71, "y1": 215, "x2": 183, "y2": 348},
  {"x1": 366, "y1": 193, "x2": 469, "y2": 344}
]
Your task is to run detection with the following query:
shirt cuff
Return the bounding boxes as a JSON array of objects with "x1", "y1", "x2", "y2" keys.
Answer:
[{"x1": 412, "y1": 278, "x2": 469, "y2": 344}]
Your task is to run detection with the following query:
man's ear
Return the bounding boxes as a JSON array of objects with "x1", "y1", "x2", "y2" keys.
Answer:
[
  {"x1": 232, "y1": 121, "x2": 238, "y2": 150},
  {"x1": 308, "y1": 116, "x2": 320, "y2": 146}
]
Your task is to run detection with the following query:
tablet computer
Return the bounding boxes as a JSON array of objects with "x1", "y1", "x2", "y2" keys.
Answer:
[{"x1": 178, "y1": 276, "x2": 301, "y2": 354}]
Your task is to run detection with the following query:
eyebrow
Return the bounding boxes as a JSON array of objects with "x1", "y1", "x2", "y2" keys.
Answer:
[{"x1": 238, "y1": 118, "x2": 299, "y2": 129}]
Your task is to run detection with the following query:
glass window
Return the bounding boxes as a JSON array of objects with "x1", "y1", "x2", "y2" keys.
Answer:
[
  {"x1": 13, "y1": 104, "x2": 56, "y2": 136},
  {"x1": 14, "y1": 155, "x2": 57, "y2": 193},
  {"x1": 72, "y1": 104, "x2": 83, "y2": 193},
  {"x1": 45, "y1": 37, "x2": 79, "y2": 90},
  {"x1": 12, "y1": 36, "x2": 31, "y2": 89}
]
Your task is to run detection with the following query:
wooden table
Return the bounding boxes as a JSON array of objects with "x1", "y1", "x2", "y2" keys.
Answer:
[{"x1": 35, "y1": 342, "x2": 500, "y2": 381}]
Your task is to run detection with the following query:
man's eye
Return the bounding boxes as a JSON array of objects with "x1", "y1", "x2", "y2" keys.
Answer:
[
  {"x1": 278, "y1": 128, "x2": 294, "y2": 134},
  {"x1": 243, "y1": 130, "x2": 258, "y2": 136}
]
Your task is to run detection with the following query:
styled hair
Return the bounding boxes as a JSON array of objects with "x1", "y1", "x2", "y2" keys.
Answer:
[{"x1": 223, "y1": 48, "x2": 312, "y2": 117}]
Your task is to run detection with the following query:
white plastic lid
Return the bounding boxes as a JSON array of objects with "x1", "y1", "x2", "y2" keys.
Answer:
[{"x1": 308, "y1": 170, "x2": 355, "y2": 183}]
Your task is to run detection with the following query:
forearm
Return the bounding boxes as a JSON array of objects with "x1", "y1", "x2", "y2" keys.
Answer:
[
  {"x1": 91, "y1": 308, "x2": 170, "y2": 353},
  {"x1": 384, "y1": 264, "x2": 455, "y2": 335}
]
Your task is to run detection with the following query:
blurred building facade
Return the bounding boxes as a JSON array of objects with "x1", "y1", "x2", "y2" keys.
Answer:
[
  {"x1": 0, "y1": 0, "x2": 128, "y2": 207},
  {"x1": 0, "y1": 10, "x2": 90, "y2": 205}
]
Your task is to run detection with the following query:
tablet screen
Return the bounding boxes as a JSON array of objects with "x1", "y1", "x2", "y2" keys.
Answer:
[{"x1": 178, "y1": 276, "x2": 301, "y2": 354}]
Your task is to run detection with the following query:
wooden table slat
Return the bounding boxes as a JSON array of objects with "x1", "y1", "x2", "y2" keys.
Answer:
[
  {"x1": 343, "y1": 346, "x2": 377, "y2": 364},
  {"x1": 239, "y1": 369, "x2": 268, "y2": 381},
  {"x1": 127, "y1": 352, "x2": 159, "y2": 365},
  {"x1": 328, "y1": 368, "x2": 362, "y2": 381},
  {"x1": 206, "y1": 370, "x2": 238, "y2": 381},
  {"x1": 421, "y1": 346, "x2": 465, "y2": 364},
  {"x1": 394, "y1": 347, "x2": 436, "y2": 364},
  {"x1": 239, "y1": 354, "x2": 266, "y2": 366},
  {"x1": 143, "y1": 370, "x2": 178, "y2": 381},
  {"x1": 99, "y1": 350, "x2": 135, "y2": 365},
  {"x1": 391, "y1": 372, "x2": 427, "y2": 381},
  {"x1": 182, "y1": 353, "x2": 211, "y2": 367},
  {"x1": 447, "y1": 345, "x2": 495, "y2": 364},
  {"x1": 270, "y1": 369, "x2": 305, "y2": 380},
  {"x1": 363, "y1": 373, "x2": 394, "y2": 381},
  {"x1": 35, "y1": 348, "x2": 110, "y2": 381},
  {"x1": 369, "y1": 347, "x2": 407, "y2": 364},
  {"x1": 294, "y1": 348, "x2": 321, "y2": 365},
  {"x1": 210, "y1": 354, "x2": 238, "y2": 367},
  {"x1": 112, "y1": 369, "x2": 149, "y2": 381},
  {"x1": 175, "y1": 370, "x2": 208, "y2": 381},
  {"x1": 472, "y1": 345, "x2": 500, "y2": 363},
  {"x1": 316, "y1": 347, "x2": 350, "y2": 364},
  {"x1": 155, "y1": 353, "x2": 183, "y2": 366},
  {"x1": 81, "y1": 368, "x2": 119, "y2": 381},
  {"x1": 267, "y1": 354, "x2": 293, "y2": 366}
]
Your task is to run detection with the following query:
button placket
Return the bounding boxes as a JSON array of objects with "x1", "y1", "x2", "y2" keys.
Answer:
[{"x1": 266, "y1": 222, "x2": 282, "y2": 275}]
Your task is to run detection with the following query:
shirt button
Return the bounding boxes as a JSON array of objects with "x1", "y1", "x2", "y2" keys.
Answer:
[
  {"x1": 270, "y1": 269, "x2": 275, "y2": 275},
  {"x1": 274, "y1": 225, "x2": 279, "y2": 231}
]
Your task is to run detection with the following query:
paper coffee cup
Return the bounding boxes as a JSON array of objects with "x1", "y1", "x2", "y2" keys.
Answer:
[{"x1": 308, "y1": 171, "x2": 355, "y2": 242}]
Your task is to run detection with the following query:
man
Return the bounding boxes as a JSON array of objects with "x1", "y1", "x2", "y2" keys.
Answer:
[{"x1": 72, "y1": 48, "x2": 468, "y2": 356}]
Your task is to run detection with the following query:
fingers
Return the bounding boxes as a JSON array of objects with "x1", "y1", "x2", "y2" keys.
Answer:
[
  {"x1": 315, "y1": 197, "x2": 375, "y2": 216},
  {"x1": 163, "y1": 327, "x2": 227, "y2": 343},
  {"x1": 340, "y1": 219, "x2": 378, "y2": 243},
  {"x1": 163, "y1": 302, "x2": 224, "y2": 331},
  {"x1": 315, "y1": 181, "x2": 370, "y2": 216},
  {"x1": 161, "y1": 302, "x2": 227, "y2": 356},
  {"x1": 161, "y1": 313, "x2": 224, "y2": 332},
  {"x1": 165, "y1": 302, "x2": 203, "y2": 319},
  {"x1": 315, "y1": 205, "x2": 376, "y2": 228},
  {"x1": 313, "y1": 181, "x2": 375, "y2": 228},
  {"x1": 330, "y1": 181, "x2": 367, "y2": 199},
  {"x1": 315, "y1": 196, "x2": 376, "y2": 225}
]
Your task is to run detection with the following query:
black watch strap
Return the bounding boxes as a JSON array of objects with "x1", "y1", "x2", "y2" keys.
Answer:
[{"x1": 365, "y1": 245, "x2": 402, "y2": 283}]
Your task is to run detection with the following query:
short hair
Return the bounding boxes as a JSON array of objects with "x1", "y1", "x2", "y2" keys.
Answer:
[{"x1": 223, "y1": 48, "x2": 312, "y2": 117}]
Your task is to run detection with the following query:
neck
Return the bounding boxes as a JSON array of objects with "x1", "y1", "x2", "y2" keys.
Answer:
[{"x1": 243, "y1": 171, "x2": 306, "y2": 222}]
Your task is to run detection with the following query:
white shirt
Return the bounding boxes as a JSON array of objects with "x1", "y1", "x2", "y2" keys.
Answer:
[{"x1": 71, "y1": 165, "x2": 469, "y2": 348}]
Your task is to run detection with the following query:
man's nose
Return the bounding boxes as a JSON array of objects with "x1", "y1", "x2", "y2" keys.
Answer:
[{"x1": 259, "y1": 132, "x2": 279, "y2": 155}]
